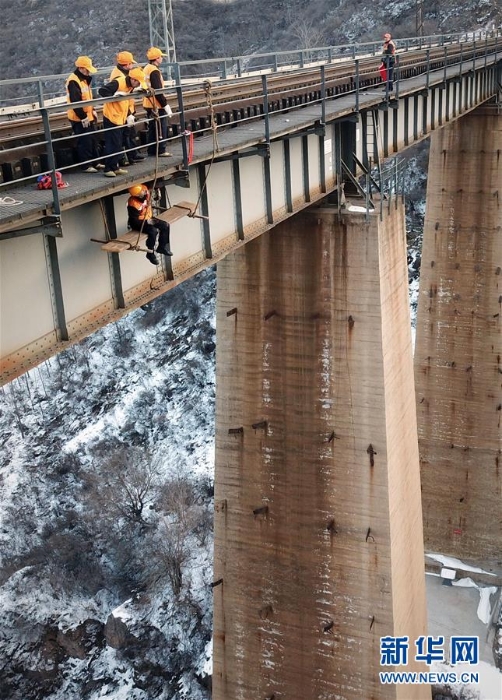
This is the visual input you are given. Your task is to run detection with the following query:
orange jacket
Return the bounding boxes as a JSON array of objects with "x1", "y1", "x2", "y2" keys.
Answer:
[
  {"x1": 101, "y1": 75, "x2": 133, "y2": 126},
  {"x1": 127, "y1": 194, "x2": 153, "y2": 224},
  {"x1": 66, "y1": 72, "x2": 94, "y2": 122},
  {"x1": 110, "y1": 65, "x2": 135, "y2": 114}
]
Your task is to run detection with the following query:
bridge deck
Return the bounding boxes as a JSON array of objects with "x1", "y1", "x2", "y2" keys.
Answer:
[{"x1": 0, "y1": 52, "x2": 495, "y2": 237}]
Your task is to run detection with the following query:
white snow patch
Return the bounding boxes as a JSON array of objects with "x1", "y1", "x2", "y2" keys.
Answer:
[{"x1": 427, "y1": 553, "x2": 497, "y2": 577}]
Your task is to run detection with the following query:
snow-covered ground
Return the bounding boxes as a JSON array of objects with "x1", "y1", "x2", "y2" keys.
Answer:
[
  {"x1": 426, "y1": 555, "x2": 502, "y2": 699},
  {"x1": 0, "y1": 269, "x2": 217, "y2": 699}
]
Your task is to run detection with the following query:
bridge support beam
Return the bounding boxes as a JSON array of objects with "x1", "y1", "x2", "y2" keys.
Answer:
[
  {"x1": 214, "y1": 200, "x2": 428, "y2": 699},
  {"x1": 415, "y1": 106, "x2": 502, "y2": 566}
]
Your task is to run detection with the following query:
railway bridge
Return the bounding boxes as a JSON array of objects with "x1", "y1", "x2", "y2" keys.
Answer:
[{"x1": 1, "y1": 32, "x2": 501, "y2": 699}]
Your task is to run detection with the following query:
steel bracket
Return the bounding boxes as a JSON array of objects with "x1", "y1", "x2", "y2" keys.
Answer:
[
  {"x1": 214, "y1": 144, "x2": 270, "y2": 163},
  {"x1": 1, "y1": 214, "x2": 62, "y2": 240}
]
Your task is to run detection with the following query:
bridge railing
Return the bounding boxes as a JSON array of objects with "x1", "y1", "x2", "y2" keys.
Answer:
[
  {"x1": 0, "y1": 29, "x2": 500, "y2": 206},
  {"x1": 0, "y1": 29, "x2": 498, "y2": 109},
  {"x1": 167, "y1": 29, "x2": 497, "y2": 81}
]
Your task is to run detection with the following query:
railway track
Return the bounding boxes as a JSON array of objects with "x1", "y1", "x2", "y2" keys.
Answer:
[{"x1": 0, "y1": 38, "x2": 499, "y2": 183}]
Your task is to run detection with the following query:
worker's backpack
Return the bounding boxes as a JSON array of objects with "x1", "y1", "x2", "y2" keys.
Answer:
[{"x1": 36, "y1": 171, "x2": 68, "y2": 190}]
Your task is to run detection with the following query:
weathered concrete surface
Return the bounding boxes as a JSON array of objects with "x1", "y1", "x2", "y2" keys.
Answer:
[
  {"x1": 415, "y1": 107, "x2": 502, "y2": 569},
  {"x1": 213, "y1": 200, "x2": 428, "y2": 699}
]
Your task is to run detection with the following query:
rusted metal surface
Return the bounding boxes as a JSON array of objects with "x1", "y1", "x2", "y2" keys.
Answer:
[
  {"x1": 415, "y1": 108, "x2": 502, "y2": 569},
  {"x1": 214, "y1": 203, "x2": 428, "y2": 699}
]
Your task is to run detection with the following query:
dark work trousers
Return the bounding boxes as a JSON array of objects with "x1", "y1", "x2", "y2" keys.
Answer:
[
  {"x1": 384, "y1": 56, "x2": 395, "y2": 91},
  {"x1": 102, "y1": 117, "x2": 124, "y2": 173},
  {"x1": 131, "y1": 219, "x2": 170, "y2": 251},
  {"x1": 70, "y1": 120, "x2": 99, "y2": 169},
  {"x1": 146, "y1": 108, "x2": 168, "y2": 155},
  {"x1": 123, "y1": 125, "x2": 141, "y2": 162}
]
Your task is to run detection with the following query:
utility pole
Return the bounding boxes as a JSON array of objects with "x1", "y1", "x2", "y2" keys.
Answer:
[
  {"x1": 416, "y1": 0, "x2": 424, "y2": 37},
  {"x1": 148, "y1": 0, "x2": 177, "y2": 62}
]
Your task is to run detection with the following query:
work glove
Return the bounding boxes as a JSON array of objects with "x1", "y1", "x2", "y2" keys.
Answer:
[
  {"x1": 81, "y1": 117, "x2": 91, "y2": 128},
  {"x1": 126, "y1": 114, "x2": 135, "y2": 127},
  {"x1": 133, "y1": 86, "x2": 147, "y2": 94},
  {"x1": 165, "y1": 104, "x2": 173, "y2": 117},
  {"x1": 92, "y1": 109, "x2": 98, "y2": 122},
  {"x1": 115, "y1": 90, "x2": 129, "y2": 96}
]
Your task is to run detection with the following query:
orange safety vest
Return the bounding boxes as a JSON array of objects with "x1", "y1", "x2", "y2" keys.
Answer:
[
  {"x1": 382, "y1": 39, "x2": 396, "y2": 59},
  {"x1": 102, "y1": 75, "x2": 133, "y2": 126},
  {"x1": 66, "y1": 73, "x2": 94, "y2": 122},
  {"x1": 128, "y1": 195, "x2": 153, "y2": 221},
  {"x1": 110, "y1": 65, "x2": 135, "y2": 114},
  {"x1": 142, "y1": 64, "x2": 164, "y2": 110}
]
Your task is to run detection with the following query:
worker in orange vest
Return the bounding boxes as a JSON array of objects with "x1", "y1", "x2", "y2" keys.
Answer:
[
  {"x1": 143, "y1": 47, "x2": 173, "y2": 157},
  {"x1": 98, "y1": 67, "x2": 147, "y2": 177},
  {"x1": 110, "y1": 51, "x2": 145, "y2": 165},
  {"x1": 66, "y1": 56, "x2": 103, "y2": 172},
  {"x1": 381, "y1": 32, "x2": 396, "y2": 91},
  {"x1": 127, "y1": 184, "x2": 172, "y2": 265}
]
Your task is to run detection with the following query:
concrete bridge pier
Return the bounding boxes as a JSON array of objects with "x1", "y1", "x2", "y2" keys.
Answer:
[
  {"x1": 415, "y1": 106, "x2": 502, "y2": 568},
  {"x1": 213, "y1": 200, "x2": 428, "y2": 699}
]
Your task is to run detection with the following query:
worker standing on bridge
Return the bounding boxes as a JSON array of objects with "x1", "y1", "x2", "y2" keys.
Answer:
[
  {"x1": 98, "y1": 68, "x2": 147, "y2": 177},
  {"x1": 66, "y1": 56, "x2": 102, "y2": 172},
  {"x1": 110, "y1": 51, "x2": 145, "y2": 165},
  {"x1": 143, "y1": 47, "x2": 173, "y2": 158},
  {"x1": 381, "y1": 33, "x2": 396, "y2": 92},
  {"x1": 127, "y1": 184, "x2": 172, "y2": 265}
]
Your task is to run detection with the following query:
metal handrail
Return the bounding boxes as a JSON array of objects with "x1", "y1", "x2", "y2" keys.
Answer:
[
  {"x1": 0, "y1": 28, "x2": 499, "y2": 109},
  {"x1": 0, "y1": 29, "x2": 500, "y2": 201}
]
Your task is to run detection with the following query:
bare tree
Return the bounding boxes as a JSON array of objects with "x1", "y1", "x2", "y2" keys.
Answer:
[
  {"x1": 153, "y1": 516, "x2": 192, "y2": 596},
  {"x1": 84, "y1": 446, "x2": 161, "y2": 525},
  {"x1": 290, "y1": 19, "x2": 325, "y2": 62},
  {"x1": 147, "y1": 477, "x2": 201, "y2": 596}
]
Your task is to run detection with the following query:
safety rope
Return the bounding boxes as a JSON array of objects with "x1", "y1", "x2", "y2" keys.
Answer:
[
  {"x1": 191, "y1": 80, "x2": 220, "y2": 217},
  {"x1": 128, "y1": 88, "x2": 164, "y2": 254},
  {"x1": 203, "y1": 80, "x2": 220, "y2": 155},
  {"x1": 184, "y1": 129, "x2": 194, "y2": 164},
  {"x1": 0, "y1": 196, "x2": 23, "y2": 206},
  {"x1": 99, "y1": 198, "x2": 113, "y2": 243}
]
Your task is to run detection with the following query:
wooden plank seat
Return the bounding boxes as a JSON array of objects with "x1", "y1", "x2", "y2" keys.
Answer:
[
  {"x1": 92, "y1": 202, "x2": 201, "y2": 254},
  {"x1": 100, "y1": 231, "x2": 149, "y2": 253},
  {"x1": 155, "y1": 201, "x2": 198, "y2": 224}
]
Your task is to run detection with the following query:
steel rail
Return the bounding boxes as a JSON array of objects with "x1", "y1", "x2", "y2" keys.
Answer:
[{"x1": 0, "y1": 37, "x2": 500, "y2": 187}]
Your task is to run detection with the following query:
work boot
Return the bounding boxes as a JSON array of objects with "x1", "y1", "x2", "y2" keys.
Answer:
[
  {"x1": 146, "y1": 252, "x2": 159, "y2": 265},
  {"x1": 156, "y1": 246, "x2": 173, "y2": 256}
]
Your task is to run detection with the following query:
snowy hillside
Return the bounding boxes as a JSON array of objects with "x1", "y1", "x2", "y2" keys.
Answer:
[{"x1": 0, "y1": 269, "x2": 216, "y2": 700}]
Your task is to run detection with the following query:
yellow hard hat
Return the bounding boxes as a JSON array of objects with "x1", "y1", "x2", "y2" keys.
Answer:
[
  {"x1": 128, "y1": 67, "x2": 147, "y2": 90},
  {"x1": 128, "y1": 184, "x2": 148, "y2": 197},
  {"x1": 75, "y1": 56, "x2": 97, "y2": 73},
  {"x1": 117, "y1": 51, "x2": 135, "y2": 65},
  {"x1": 147, "y1": 47, "x2": 167, "y2": 60}
]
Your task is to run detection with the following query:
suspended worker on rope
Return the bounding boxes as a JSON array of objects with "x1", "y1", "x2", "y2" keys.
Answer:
[
  {"x1": 127, "y1": 184, "x2": 173, "y2": 265},
  {"x1": 143, "y1": 47, "x2": 173, "y2": 158}
]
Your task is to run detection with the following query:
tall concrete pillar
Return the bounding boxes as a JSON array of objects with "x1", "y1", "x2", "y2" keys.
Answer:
[
  {"x1": 214, "y1": 200, "x2": 428, "y2": 700},
  {"x1": 415, "y1": 107, "x2": 502, "y2": 566}
]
